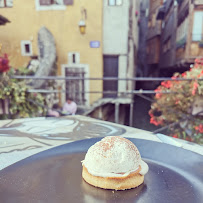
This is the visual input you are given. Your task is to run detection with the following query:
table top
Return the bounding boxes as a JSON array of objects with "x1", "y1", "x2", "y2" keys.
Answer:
[{"x1": 0, "y1": 115, "x2": 202, "y2": 171}]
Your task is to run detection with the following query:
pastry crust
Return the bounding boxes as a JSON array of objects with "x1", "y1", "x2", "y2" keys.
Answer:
[{"x1": 82, "y1": 166, "x2": 144, "y2": 190}]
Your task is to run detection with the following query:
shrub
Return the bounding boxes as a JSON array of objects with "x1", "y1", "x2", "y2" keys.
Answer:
[
  {"x1": 149, "y1": 58, "x2": 203, "y2": 144},
  {"x1": 0, "y1": 54, "x2": 45, "y2": 119}
]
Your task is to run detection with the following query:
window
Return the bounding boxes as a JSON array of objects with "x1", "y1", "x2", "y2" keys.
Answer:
[
  {"x1": 145, "y1": 8, "x2": 149, "y2": 17},
  {"x1": 108, "y1": 0, "x2": 122, "y2": 6},
  {"x1": 0, "y1": 0, "x2": 13, "y2": 8},
  {"x1": 61, "y1": 64, "x2": 89, "y2": 106},
  {"x1": 65, "y1": 67, "x2": 86, "y2": 105},
  {"x1": 162, "y1": 21, "x2": 165, "y2": 29},
  {"x1": 176, "y1": 16, "x2": 188, "y2": 42},
  {"x1": 36, "y1": 0, "x2": 73, "y2": 11},
  {"x1": 21, "y1": 41, "x2": 33, "y2": 56},
  {"x1": 163, "y1": 38, "x2": 171, "y2": 53},
  {"x1": 68, "y1": 52, "x2": 80, "y2": 64},
  {"x1": 25, "y1": 44, "x2": 30, "y2": 53},
  {"x1": 40, "y1": 0, "x2": 63, "y2": 5},
  {"x1": 192, "y1": 11, "x2": 203, "y2": 41}
]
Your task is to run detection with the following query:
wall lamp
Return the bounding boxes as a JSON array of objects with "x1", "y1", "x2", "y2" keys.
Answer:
[
  {"x1": 78, "y1": 20, "x2": 86, "y2": 35},
  {"x1": 79, "y1": 7, "x2": 87, "y2": 35}
]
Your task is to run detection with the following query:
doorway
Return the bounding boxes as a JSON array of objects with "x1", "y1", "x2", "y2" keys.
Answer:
[{"x1": 103, "y1": 55, "x2": 119, "y2": 98}]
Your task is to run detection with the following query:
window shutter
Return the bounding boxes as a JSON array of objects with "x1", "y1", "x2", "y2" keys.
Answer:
[
  {"x1": 39, "y1": 0, "x2": 52, "y2": 5},
  {"x1": 63, "y1": 0, "x2": 73, "y2": 5}
]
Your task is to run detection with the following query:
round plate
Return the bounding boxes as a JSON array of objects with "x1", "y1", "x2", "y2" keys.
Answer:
[{"x1": 0, "y1": 138, "x2": 202, "y2": 203}]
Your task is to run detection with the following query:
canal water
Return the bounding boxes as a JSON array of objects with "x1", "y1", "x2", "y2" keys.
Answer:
[{"x1": 133, "y1": 95, "x2": 159, "y2": 132}]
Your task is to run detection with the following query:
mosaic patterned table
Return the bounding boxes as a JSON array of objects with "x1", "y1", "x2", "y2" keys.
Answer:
[{"x1": 0, "y1": 115, "x2": 202, "y2": 170}]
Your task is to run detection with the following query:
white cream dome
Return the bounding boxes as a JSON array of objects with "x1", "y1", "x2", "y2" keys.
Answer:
[{"x1": 82, "y1": 136, "x2": 148, "y2": 177}]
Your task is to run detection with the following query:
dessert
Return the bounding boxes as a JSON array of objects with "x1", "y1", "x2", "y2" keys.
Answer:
[{"x1": 82, "y1": 136, "x2": 149, "y2": 190}]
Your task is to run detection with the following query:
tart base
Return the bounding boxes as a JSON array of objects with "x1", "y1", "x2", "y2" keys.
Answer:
[{"x1": 82, "y1": 166, "x2": 144, "y2": 190}]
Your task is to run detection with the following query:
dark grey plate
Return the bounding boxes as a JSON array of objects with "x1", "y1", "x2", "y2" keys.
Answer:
[{"x1": 0, "y1": 138, "x2": 203, "y2": 203}]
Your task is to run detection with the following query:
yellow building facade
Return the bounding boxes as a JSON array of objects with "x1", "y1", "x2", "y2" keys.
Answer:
[{"x1": 0, "y1": 0, "x2": 103, "y2": 105}]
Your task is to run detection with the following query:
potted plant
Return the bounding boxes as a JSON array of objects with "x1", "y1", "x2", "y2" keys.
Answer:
[
  {"x1": 0, "y1": 54, "x2": 45, "y2": 119},
  {"x1": 149, "y1": 58, "x2": 203, "y2": 144}
]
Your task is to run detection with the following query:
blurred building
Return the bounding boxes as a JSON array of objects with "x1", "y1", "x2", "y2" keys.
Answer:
[
  {"x1": 159, "y1": 0, "x2": 203, "y2": 70},
  {"x1": 146, "y1": 0, "x2": 163, "y2": 77},
  {"x1": 158, "y1": 0, "x2": 177, "y2": 71},
  {"x1": 87, "y1": 0, "x2": 140, "y2": 125},
  {"x1": 175, "y1": 0, "x2": 203, "y2": 68},
  {"x1": 148, "y1": 0, "x2": 203, "y2": 74},
  {"x1": 0, "y1": 0, "x2": 103, "y2": 106},
  {"x1": 103, "y1": 0, "x2": 138, "y2": 98},
  {"x1": 0, "y1": 0, "x2": 141, "y2": 125},
  {"x1": 137, "y1": 0, "x2": 150, "y2": 78}
]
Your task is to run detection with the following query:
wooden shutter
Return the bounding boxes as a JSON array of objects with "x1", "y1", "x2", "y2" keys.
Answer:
[
  {"x1": 39, "y1": 0, "x2": 52, "y2": 5},
  {"x1": 63, "y1": 0, "x2": 73, "y2": 5}
]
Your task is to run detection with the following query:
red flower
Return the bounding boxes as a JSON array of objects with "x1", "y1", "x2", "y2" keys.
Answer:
[
  {"x1": 161, "y1": 81, "x2": 172, "y2": 88},
  {"x1": 181, "y1": 72, "x2": 186, "y2": 77},
  {"x1": 148, "y1": 110, "x2": 153, "y2": 117},
  {"x1": 150, "y1": 117, "x2": 159, "y2": 126},
  {"x1": 192, "y1": 81, "x2": 198, "y2": 95},
  {"x1": 186, "y1": 137, "x2": 192, "y2": 142},
  {"x1": 175, "y1": 99, "x2": 180, "y2": 105},
  {"x1": 195, "y1": 58, "x2": 200, "y2": 64},
  {"x1": 193, "y1": 63, "x2": 199, "y2": 69},
  {"x1": 195, "y1": 124, "x2": 203, "y2": 133},
  {"x1": 194, "y1": 57, "x2": 203, "y2": 67},
  {"x1": 155, "y1": 87, "x2": 162, "y2": 99},
  {"x1": 0, "y1": 54, "x2": 10, "y2": 73},
  {"x1": 172, "y1": 134, "x2": 178, "y2": 138},
  {"x1": 171, "y1": 76, "x2": 178, "y2": 79},
  {"x1": 150, "y1": 117, "x2": 163, "y2": 126},
  {"x1": 197, "y1": 70, "x2": 203, "y2": 78}
]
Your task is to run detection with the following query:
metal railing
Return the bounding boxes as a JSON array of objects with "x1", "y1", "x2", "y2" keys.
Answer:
[
  {"x1": 12, "y1": 75, "x2": 203, "y2": 81},
  {"x1": 9, "y1": 75, "x2": 203, "y2": 132},
  {"x1": 11, "y1": 75, "x2": 203, "y2": 95}
]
